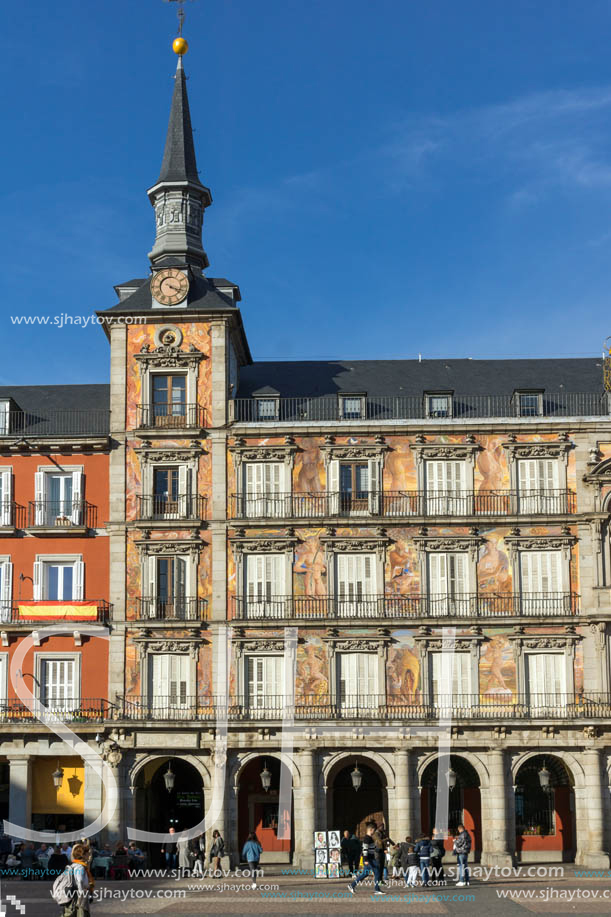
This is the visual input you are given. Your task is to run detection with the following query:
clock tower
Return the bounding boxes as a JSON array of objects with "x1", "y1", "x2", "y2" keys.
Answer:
[{"x1": 147, "y1": 42, "x2": 212, "y2": 303}]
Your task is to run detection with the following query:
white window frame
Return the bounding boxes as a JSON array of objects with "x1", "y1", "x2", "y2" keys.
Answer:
[
  {"x1": 523, "y1": 650, "x2": 569, "y2": 714},
  {"x1": 515, "y1": 391, "x2": 543, "y2": 417},
  {"x1": 141, "y1": 552, "x2": 196, "y2": 617},
  {"x1": 0, "y1": 402, "x2": 9, "y2": 436},
  {"x1": 244, "y1": 654, "x2": 284, "y2": 712},
  {"x1": 243, "y1": 553, "x2": 288, "y2": 619},
  {"x1": 425, "y1": 551, "x2": 474, "y2": 616},
  {"x1": 33, "y1": 555, "x2": 84, "y2": 602},
  {"x1": 339, "y1": 394, "x2": 366, "y2": 420},
  {"x1": 0, "y1": 556, "x2": 12, "y2": 623},
  {"x1": 243, "y1": 462, "x2": 289, "y2": 518},
  {"x1": 424, "y1": 460, "x2": 471, "y2": 515},
  {"x1": 334, "y1": 553, "x2": 377, "y2": 617},
  {"x1": 35, "y1": 652, "x2": 81, "y2": 710},
  {"x1": 517, "y1": 458, "x2": 562, "y2": 514},
  {"x1": 145, "y1": 651, "x2": 194, "y2": 717},
  {"x1": 0, "y1": 468, "x2": 13, "y2": 527},
  {"x1": 336, "y1": 651, "x2": 379, "y2": 710},
  {"x1": 518, "y1": 549, "x2": 566, "y2": 614},
  {"x1": 0, "y1": 654, "x2": 8, "y2": 704},
  {"x1": 254, "y1": 397, "x2": 279, "y2": 421},
  {"x1": 425, "y1": 392, "x2": 453, "y2": 419},
  {"x1": 326, "y1": 457, "x2": 383, "y2": 516},
  {"x1": 429, "y1": 650, "x2": 474, "y2": 706},
  {"x1": 35, "y1": 466, "x2": 84, "y2": 526}
]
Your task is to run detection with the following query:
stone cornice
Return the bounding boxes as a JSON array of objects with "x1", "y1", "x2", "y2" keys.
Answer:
[
  {"x1": 134, "y1": 442, "x2": 204, "y2": 464},
  {"x1": 504, "y1": 526, "x2": 576, "y2": 551},
  {"x1": 320, "y1": 527, "x2": 391, "y2": 557},
  {"x1": 321, "y1": 435, "x2": 388, "y2": 463},
  {"x1": 135, "y1": 533, "x2": 203, "y2": 555},
  {"x1": 502, "y1": 433, "x2": 571, "y2": 460},
  {"x1": 231, "y1": 529, "x2": 299, "y2": 554},
  {"x1": 410, "y1": 434, "x2": 480, "y2": 463},
  {"x1": 229, "y1": 436, "x2": 297, "y2": 465},
  {"x1": 413, "y1": 528, "x2": 483, "y2": 558},
  {"x1": 134, "y1": 343, "x2": 205, "y2": 369}
]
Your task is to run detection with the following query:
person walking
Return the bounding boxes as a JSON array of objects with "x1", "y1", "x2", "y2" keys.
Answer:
[
  {"x1": 177, "y1": 835, "x2": 192, "y2": 875},
  {"x1": 399, "y1": 838, "x2": 419, "y2": 887},
  {"x1": 57, "y1": 843, "x2": 95, "y2": 917},
  {"x1": 347, "y1": 821, "x2": 386, "y2": 896},
  {"x1": 414, "y1": 833, "x2": 433, "y2": 887},
  {"x1": 454, "y1": 824, "x2": 471, "y2": 887},
  {"x1": 241, "y1": 832, "x2": 263, "y2": 888},
  {"x1": 160, "y1": 827, "x2": 177, "y2": 870},
  {"x1": 209, "y1": 829, "x2": 225, "y2": 876},
  {"x1": 430, "y1": 828, "x2": 446, "y2": 885},
  {"x1": 191, "y1": 834, "x2": 206, "y2": 878}
]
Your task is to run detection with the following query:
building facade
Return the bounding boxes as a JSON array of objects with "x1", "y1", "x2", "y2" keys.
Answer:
[{"x1": 1, "y1": 41, "x2": 611, "y2": 869}]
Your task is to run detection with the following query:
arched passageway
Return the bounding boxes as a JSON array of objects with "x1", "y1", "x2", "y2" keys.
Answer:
[
  {"x1": 133, "y1": 757, "x2": 204, "y2": 865},
  {"x1": 515, "y1": 755, "x2": 575, "y2": 862},
  {"x1": 237, "y1": 757, "x2": 293, "y2": 861},
  {"x1": 420, "y1": 755, "x2": 481, "y2": 856},
  {"x1": 329, "y1": 759, "x2": 387, "y2": 838}
]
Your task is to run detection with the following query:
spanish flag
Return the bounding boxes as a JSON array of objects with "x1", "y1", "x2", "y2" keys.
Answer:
[{"x1": 18, "y1": 602, "x2": 98, "y2": 621}]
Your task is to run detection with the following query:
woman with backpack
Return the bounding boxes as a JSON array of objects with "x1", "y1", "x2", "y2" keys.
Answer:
[{"x1": 51, "y1": 843, "x2": 95, "y2": 917}]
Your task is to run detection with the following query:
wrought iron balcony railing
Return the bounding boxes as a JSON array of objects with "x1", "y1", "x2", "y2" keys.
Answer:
[
  {"x1": 4, "y1": 600, "x2": 111, "y2": 624},
  {"x1": 135, "y1": 494, "x2": 207, "y2": 521},
  {"x1": 119, "y1": 692, "x2": 611, "y2": 722},
  {"x1": 0, "y1": 410, "x2": 109, "y2": 437},
  {"x1": 231, "y1": 392, "x2": 609, "y2": 423},
  {"x1": 135, "y1": 403, "x2": 206, "y2": 430},
  {"x1": 0, "y1": 502, "x2": 26, "y2": 528},
  {"x1": 27, "y1": 500, "x2": 97, "y2": 529},
  {"x1": 229, "y1": 489, "x2": 577, "y2": 519},
  {"x1": 231, "y1": 592, "x2": 579, "y2": 620},
  {"x1": 133, "y1": 596, "x2": 208, "y2": 621},
  {"x1": 0, "y1": 698, "x2": 112, "y2": 722}
]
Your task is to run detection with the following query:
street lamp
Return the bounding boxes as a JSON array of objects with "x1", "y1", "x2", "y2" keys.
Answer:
[
  {"x1": 52, "y1": 761, "x2": 64, "y2": 790},
  {"x1": 447, "y1": 767, "x2": 457, "y2": 791},
  {"x1": 163, "y1": 761, "x2": 176, "y2": 793},
  {"x1": 538, "y1": 762, "x2": 551, "y2": 791},
  {"x1": 350, "y1": 763, "x2": 363, "y2": 792},
  {"x1": 260, "y1": 760, "x2": 272, "y2": 792}
]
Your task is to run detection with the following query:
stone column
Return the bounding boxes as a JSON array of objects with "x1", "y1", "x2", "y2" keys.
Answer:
[
  {"x1": 7, "y1": 756, "x2": 31, "y2": 838},
  {"x1": 294, "y1": 748, "x2": 316, "y2": 868},
  {"x1": 482, "y1": 748, "x2": 513, "y2": 867},
  {"x1": 206, "y1": 757, "x2": 227, "y2": 865},
  {"x1": 575, "y1": 748, "x2": 609, "y2": 868},
  {"x1": 83, "y1": 757, "x2": 104, "y2": 832},
  {"x1": 391, "y1": 748, "x2": 415, "y2": 841}
]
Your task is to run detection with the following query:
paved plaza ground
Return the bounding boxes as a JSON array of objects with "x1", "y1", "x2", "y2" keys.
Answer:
[{"x1": 3, "y1": 865, "x2": 611, "y2": 917}]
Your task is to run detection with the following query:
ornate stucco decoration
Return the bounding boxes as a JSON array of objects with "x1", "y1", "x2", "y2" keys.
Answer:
[
  {"x1": 504, "y1": 527, "x2": 576, "y2": 558},
  {"x1": 413, "y1": 530, "x2": 484, "y2": 561},
  {"x1": 410, "y1": 438, "x2": 480, "y2": 465},
  {"x1": 320, "y1": 530, "x2": 391, "y2": 560},
  {"x1": 135, "y1": 343, "x2": 205, "y2": 370},
  {"x1": 509, "y1": 628, "x2": 580, "y2": 660},
  {"x1": 100, "y1": 740, "x2": 123, "y2": 767},
  {"x1": 502, "y1": 440, "x2": 572, "y2": 460},
  {"x1": 231, "y1": 533, "x2": 299, "y2": 554},
  {"x1": 230, "y1": 436, "x2": 298, "y2": 467},
  {"x1": 582, "y1": 454, "x2": 611, "y2": 509},
  {"x1": 320, "y1": 436, "x2": 388, "y2": 464},
  {"x1": 238, "y1": 639, "x2": 286, "y2": 652},
  {"x1": 136, "y1": 535, "x2": 203, "y2": 557},
  {"x1": 134, "y1": 632, "x2": 204, "y2": 660},
  {"x1": 135, "y1": 443, "x2": 204, "y2": 464}
]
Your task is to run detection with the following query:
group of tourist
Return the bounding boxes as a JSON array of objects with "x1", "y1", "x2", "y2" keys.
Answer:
[{"x1": 344, "y1": 821, "x2": 472, "y2": 895}]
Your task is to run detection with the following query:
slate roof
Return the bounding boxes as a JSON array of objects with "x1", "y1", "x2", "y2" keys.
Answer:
[
  {"x1": 100, "y1": 274, "x2": 237, "y2": 314},
  {"x1": 236, "y1": 357, "x2": 605, "y2": 398},
  {"x1": 0, "y1": 385, "x2": 110, "y2": 436}
]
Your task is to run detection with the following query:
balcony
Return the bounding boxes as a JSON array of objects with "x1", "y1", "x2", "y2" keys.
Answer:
[
  {"x1": 135, "y1": 494, "x2": 207, "y2": 523},
  {"x1": 231, "y1": 392, "x2": 609, "y2": 423},
  {"x1": 27, "y1": 500, "x2": 97, "y2": 533},
  {"x1": 135, "y1": 403, "x2": 205, "y2": 431},
  {"x1": 0, "y1": 410, "x2": 109, "y2": 437},
  {"x1": 0, "y1": 502, "x2": 26, "y2": 532},
  {"x1": 4, "y1": 600, "x2": 111, "y2": 624},
  {"x1": 0, "y1": 698, "x2": 112, "y2": 723},
  {"x1": 231, "y1": 593, "x2": 579, "y2": 620},
  {"x1": 229, "y1": 489, "x2": 576, "y2": 519},
  {"x1": 132, "y1": 596, "x2": 208, "y2": 621},
  {"x1": 119, "y1": 692, "x2": 611, "y2": 722}
]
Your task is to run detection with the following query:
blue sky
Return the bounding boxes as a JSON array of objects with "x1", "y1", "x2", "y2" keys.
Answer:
[{"x1": 4, "y1": 0, "x2": 611, "y2": 383}]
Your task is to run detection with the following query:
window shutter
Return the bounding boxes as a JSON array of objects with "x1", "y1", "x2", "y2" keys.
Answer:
[
  {"x1": 0, "y1": 471, "x2": 11, "y2": 526},
  {"x1": 428, "y1": 553, "x2": 447, "y2": 615},
  {"x1": 71, "y1": 471, "x2": 83, "y2": 525},
  {"x1": 73, "y1": 560, "x2": 84, "y2": 600},
  {"x1": 339, "y1": 654, "x2": 357, "y2": 705},
  {"x1": 34, "y1": 472, "x2": 45, "y2": 525},
  {"x1": 327, "y1": 460, "x2": 339, "y2": 515},
  {"x1": 0, "y1": 403, "x2": 8, "y2": 435},
  {"x1": 449, "y1": 553, "x2": 468, "y2": 613},
  {"x1": 169, "y1": 654, "x2": 189, "y2": 707},
  {"x1": 147, "y1": 556, "x2": 157, "y2": 615},
  {"x1": 149, "y1": 654, "x2": 168, "y2": 702},
  {"x1": 0, "y1": 655, "x2": 6, "y2": 702},
  {"x1": 527, "y1": 653, "x2": 565, "y2": 704},
  {"x1": 178, "y1": 465, "x2": 188, "y2": 517},
  {"x1": 368, "y1": 459, "x2": 380, "y2": 514},
  {"x1": 0, "y1": 562, "x2": 12, "y2": 623},
  {"x1": 33, "y1": 560, "x2": 43, "y2": 601},
  {"x1": 244, "y1": 463, "x2": 255, "y2": 517}
]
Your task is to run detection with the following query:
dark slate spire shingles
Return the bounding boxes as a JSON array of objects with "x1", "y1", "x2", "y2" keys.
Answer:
[{"x1": 157, "y1": 56, "x2": 202, "y2": 187}]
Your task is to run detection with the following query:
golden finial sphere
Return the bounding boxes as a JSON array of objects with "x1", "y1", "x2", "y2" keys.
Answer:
[{"x1": 173, "y1": 37, "x2": 189, "y2": 55}]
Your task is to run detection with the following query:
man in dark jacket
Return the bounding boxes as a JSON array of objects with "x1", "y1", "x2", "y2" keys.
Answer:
[
  {"x1": 347, "y1": 821, "x2": 386, "y2": 896},
  {"x1": 414, "y1": 834, "x2": 433, "y2": 887},
  {"x1": 340, "y1": 831, "x2": 359, "y2": 876},
  {"x1": 430, "y1": 829, "x2": 445, "y2": 884},
  {"x1": 454, "y1": 824, "x2": 471, "y2": 887},
  {"x1": 399, "y1": 837, "x2": 419, "y2": 887}
]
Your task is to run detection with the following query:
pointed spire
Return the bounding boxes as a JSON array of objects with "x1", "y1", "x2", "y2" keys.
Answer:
[
  {"x1": 158, "y1": 56, "x2": 201, "y2": 186},
  {"x1": 147, "y1": 47, "x2": 212, "y2": 271}
]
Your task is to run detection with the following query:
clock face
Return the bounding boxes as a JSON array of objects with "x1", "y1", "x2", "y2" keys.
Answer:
[{"x1": 151, "y1": 268, "x2": 189, "y2": 306}]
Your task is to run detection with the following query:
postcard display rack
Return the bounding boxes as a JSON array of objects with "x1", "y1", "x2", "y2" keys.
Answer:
[{"x1": 313, "y1": 830, "x2": 342, "y2": 878}]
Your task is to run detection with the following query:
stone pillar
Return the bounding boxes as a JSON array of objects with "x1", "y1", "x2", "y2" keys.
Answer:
[
  {"x1": 391, "y1": 749, "x2": 415, "y2": 841},
  {"x1": 294, "y1": 748, "x2": 316, "y2": 868},
  {"x1": 206, "y1": 759, "x2": 227, "y2": 864},
  {"x1": 482, "y1": 748, "x2": 513, "y2": 867},
  {"x1": 83, "y1": 758, "x2": 104, "y2": 833},
  {"x1": 7, "y1": 756, "x2": 31, "y2": 838},
  {"x1": 575, "y1": 748, "x2": 609, "y2": 868}
]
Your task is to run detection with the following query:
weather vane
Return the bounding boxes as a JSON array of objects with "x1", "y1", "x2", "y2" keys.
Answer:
[{"x1": 164, "y1": 0, "x2": 194, "y2": 37}]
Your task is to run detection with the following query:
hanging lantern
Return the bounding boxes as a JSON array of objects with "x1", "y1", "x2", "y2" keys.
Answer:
[
  {"x1": 163, "y1": 761, "x2": 176, "y2": 793},
  {"x1": 52, "y1": 761, "x2": 64, "y2": 790},
  {"x1": 260, "y1": 760, "x2": 272, "y2": 792},
  {"x1": 538, "y1": 763, "x2": 551, "y2": 790},
  {"x1": 350, "y1": 763, "x2": 363, "y2": 792},
  {"x1": 447, "y1": 767, "x2": 457, "y2": 791}
]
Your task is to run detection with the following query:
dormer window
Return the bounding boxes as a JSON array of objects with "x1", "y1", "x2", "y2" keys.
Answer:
[
  {"x1": 425, "y1": 392, "x2": 452, "y2": 419},
  {"x1": 515, "y1": 391, "x2": 543, "y2": 417},
  {"x1": 0, "y1": 402, "x2": 10, "y2": 436},
  {"x1": 255, "y1": 397, "x2": 279, "y2": 421},
  {"x1": 339, "y1": 394, "x2": 365, "y2": 420}
]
